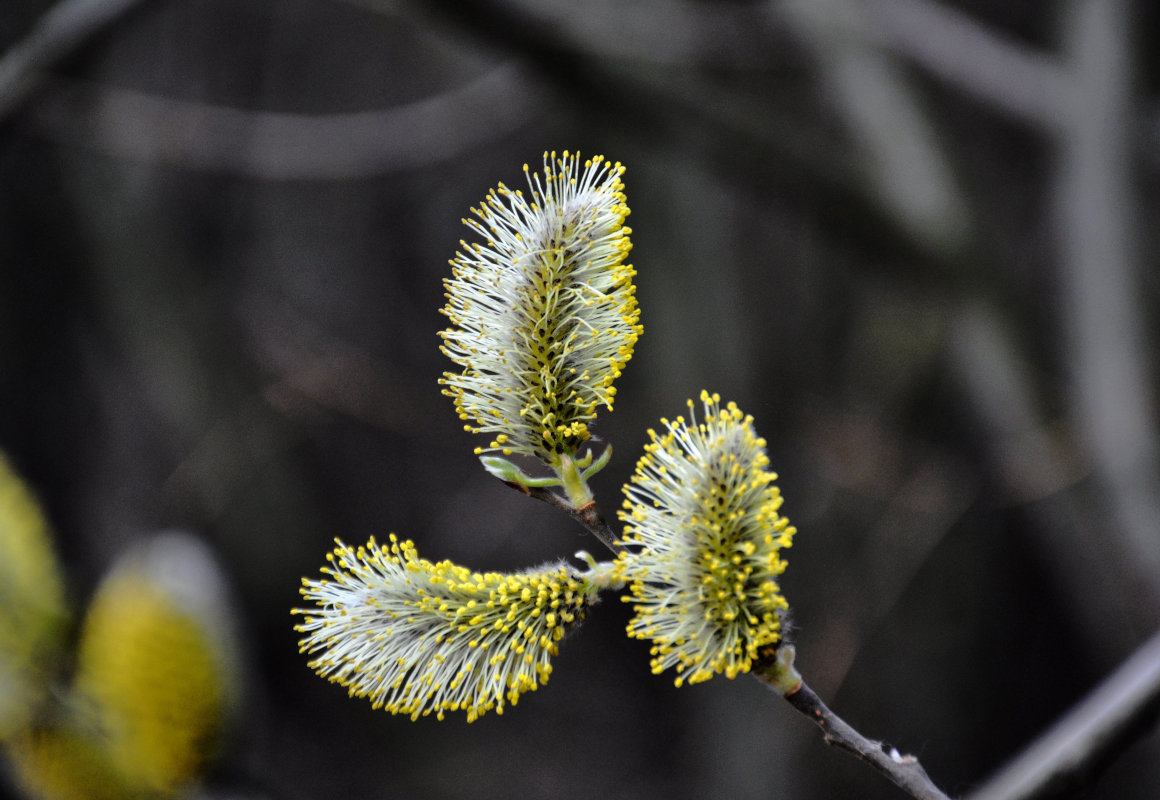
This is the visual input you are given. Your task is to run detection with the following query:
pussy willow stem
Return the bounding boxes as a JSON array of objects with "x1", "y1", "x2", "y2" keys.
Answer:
[
  {"x1": 495, "y1": 479, "x2": 626, "y2": 555},
  {"x1": 505, "y1": 466, "x2": 947, "y2": 797},
  {"x1": 754, "y1": 647, "x2": 951, "y2": 800}
]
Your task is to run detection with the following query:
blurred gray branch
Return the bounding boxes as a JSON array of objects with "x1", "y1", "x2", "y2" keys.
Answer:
[
  {"x1": 792, "y1": 0, "x2": 1160, "y2": 619},
  {"x1": 966, "y1": 628, "x2": 1160, "y2": 800},
  {"x1": 0, "y1": 0, "x2": 146, "y2": 120},
  {"x1": 778, "y1": 0, "x2": 971, "y2": 259},
  {"x1": 340, "y1": 0, "x2": 792, "y2": 68},
  {"x1": 946, "y1": 305, "x2": 1156, "y2": 650},
  {"x1": 863, "y1": 0, "x2": 1068, "y2": 129},
  {"x1": 23, "y1": 62, "x2": 543, "y2": 178},
  {"x1": 1053, "y1": 0, "x2": 1160, "y2": 597}
]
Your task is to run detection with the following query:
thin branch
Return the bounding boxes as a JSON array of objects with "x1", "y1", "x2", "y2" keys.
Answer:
[
  {"x1": 243, "y1": 297, "x2": 430, "y2": 436},
  {"x1": 783, "y1": 683, "x2": 950, "y2": 800},
  {"x1": 497, "y1": 480, "x2": 625, "y2": 556},
  {"x1": 0, "y1": 0, "x2": 147, "y2": 121},
  {"x1": 337, "y1": 0, "x2": 792, "y2": 69},
  {"x1": 1054, "y1": 0, "x2": 1160, "y2": 599},
  {"x1": 779, "y1": 0, "x2": 971, "y2": 255},
  {"x1": 965, "y1": 628, "x2": 1160, "y2": 800},
  {"x1": 863, "y1": 0, "x2": 1160, "y2": 172},
  {"x1": 945, "y1": 304, "x2": 1156, "y2": 652},
  {"x1": 753, "y1": 648, "x2": 951, "y2": 800},
  {"x1": 23, "y1": 63, "x2": 544, "y2": 179},
  {"x1": 861, "y1": 0, "x2": 1068, "y2": 131},
  {"x1": 412, "y1": 0, "x2": 944, "y2": 271}
]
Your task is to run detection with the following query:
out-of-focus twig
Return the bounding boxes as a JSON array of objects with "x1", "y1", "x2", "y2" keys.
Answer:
[
  {"x1": 777, "y1": 0, "x2": 971, "y2": 258},
  {"x1": 1053, "y1": 0, "x2": 1160, "y2": 598},
  {"x1": 863, "y1": 0, "x2": 1160, "y2": 169},
  {"x1": 338, "y1": 0, "x2": 792, "y2": 68},
  {"x1": 0, "y1": 0, "x2": 146, "y2": 121},
  {"x1": 965, "y1": 628, "x2": 1160, "y2": 800},
  {"x1": 945, "y1": 304, "x2": 1159, "y2": 653},
  {"x1": 412, "y1": 0, "x2": 944, "y2": 269},
  {"x1": 948, "y1": 304, "x2": 1160, "y2": 796},
  {"x1": 862, "y1": 0, "x2": 1068, "y2": 130},
  {"x1": 944, "y1": 307, "x2": 1082, "y2": 503},
  {"x1": 24, "y1": 63, "x2": 543, "y2": 179},
  {"x1": 795, "y1": 402, "x2": 980, "y2": 695}
]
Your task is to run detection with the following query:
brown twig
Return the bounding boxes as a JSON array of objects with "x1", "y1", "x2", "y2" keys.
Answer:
[
  {"x1": 497, "y1": 480, "x2": 626, "y2": 556},
  {"x1": 783, "y1": 682, "x2": 950, "y2": 800},
  {"x1": 754, "y1": 648, "x2": 951, "y2": 800}
]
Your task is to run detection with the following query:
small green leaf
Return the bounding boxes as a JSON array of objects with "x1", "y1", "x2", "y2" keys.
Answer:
[{"x1": 479, "y1": 456, "x2": 561, "y2": 489}]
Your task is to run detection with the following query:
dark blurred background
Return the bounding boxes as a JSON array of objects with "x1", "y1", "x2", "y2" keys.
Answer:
[{"x1": 2, "y1": 0, "x2": 1160, "y2": 798}]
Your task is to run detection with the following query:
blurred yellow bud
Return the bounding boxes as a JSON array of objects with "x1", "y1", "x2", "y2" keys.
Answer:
[
  {"x1": 0, "y1": 454, "x2": 68, "y2": 741},
  {"x1": 6, "y1": 725, "x2": 127, "y2": 800},
  {"x1": 72, "y1": 533, "x2": 239, "y2": 796}
]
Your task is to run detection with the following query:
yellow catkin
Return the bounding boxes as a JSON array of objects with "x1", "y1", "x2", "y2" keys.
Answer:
[
  {"x1": 74, "y1": 573, "x2": 226, "y2": 795},
  {"x1": 6, "y1": 726, "x2": 129, "y2": 800},
  {"x1": 616, "y1": 392, "x2": 796, "y2": 686},
  {"x1": 439, "y1": 151, "x2": 641, "y2": 463},
  {"x1": 0, "y1": 453, "x2": 68, "y2": 740},
  {"x1": 295, "y1": 536, "x2": 599, "y2": 721}
]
